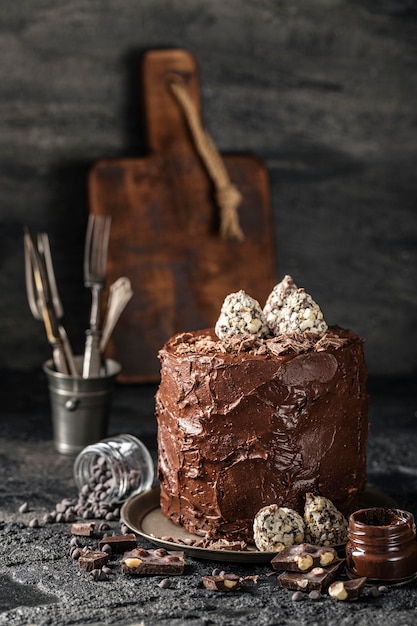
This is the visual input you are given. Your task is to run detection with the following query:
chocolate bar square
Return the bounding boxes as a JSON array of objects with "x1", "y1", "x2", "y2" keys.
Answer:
[
  {"x1": 78, "y1": 549, "x2": 109, "y2": 572},
  {"x1": 329, "y1": 576, "x2": 367, "y2": 601},
  {"x1": 121, "y1": 547, "x2": 185, "y2": 576},
  {"x1": 71, "y1": 522, "x2": 96, "y2": 537},
  {"x1": 98, "y1": 533, "x2": 137, "y2": 553},
  {"x1": 271, "y1": 543, "x2": 338, "y2": 572},
  {"x1": 278, "y1": 559, "x2": 345, "y2": 593},
  {"x1": 202, "y1": 573, "x2": 241, "y2": 592}
]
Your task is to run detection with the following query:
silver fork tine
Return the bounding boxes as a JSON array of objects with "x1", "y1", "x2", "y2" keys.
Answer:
[
  {"x1": 84, "y1": 215, "x2": 111, "y2": 327},
  {"x1": 95, "y1": 216, "x2": 111, "y2": 281},
  {"x1": 38, "y1": 233, "x2": 64, "y2": 319},
  {"x1": 84, "y1": 214, "x2": 111, "y2": 281},
  {"x1": 24, "y1": 231, "x2": 42, "y2": 320},
  {"x1": 83, "y1": 214, "x2": 94, "y2": 283}
]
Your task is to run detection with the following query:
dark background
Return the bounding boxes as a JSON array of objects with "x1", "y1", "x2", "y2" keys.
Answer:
[{"x1": 1, "y1": 0, "x2": 416, "y2": 379}]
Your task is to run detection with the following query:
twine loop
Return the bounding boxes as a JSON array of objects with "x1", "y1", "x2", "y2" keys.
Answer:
[{"x1": 169, "y1": 80, "x2": 244, "y2": 242}]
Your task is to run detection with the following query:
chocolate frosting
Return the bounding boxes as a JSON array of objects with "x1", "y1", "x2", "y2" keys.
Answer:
[{"x1": 156, "y1": 326, "x2": 369, "y2": 542}]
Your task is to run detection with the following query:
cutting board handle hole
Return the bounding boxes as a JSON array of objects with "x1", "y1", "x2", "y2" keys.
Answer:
[{"x1": 165, "y1": 72, "x2": 190, "y2": 91}]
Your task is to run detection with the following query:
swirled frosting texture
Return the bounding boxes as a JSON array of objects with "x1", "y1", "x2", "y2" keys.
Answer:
[{"x1": 156, "y1": 326, "x2": 369, "y2": 542}]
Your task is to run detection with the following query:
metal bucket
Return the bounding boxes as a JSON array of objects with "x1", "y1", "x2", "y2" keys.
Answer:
[{"x1": 43, "y1": 356, "x2": 121, "y2": 455}]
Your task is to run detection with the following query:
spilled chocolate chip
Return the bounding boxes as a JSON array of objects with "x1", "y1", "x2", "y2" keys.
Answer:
[
  {"x1": 158, "y1": 578, "x2": 172, "y2": 589},
  {"x1": 291, "y1": 591, "x2": 304, "y2": 602}
]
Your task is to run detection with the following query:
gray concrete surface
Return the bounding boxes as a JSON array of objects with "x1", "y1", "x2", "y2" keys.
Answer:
[{"x1": 0, "y1": 373, "x2": 416, "y2": 625}]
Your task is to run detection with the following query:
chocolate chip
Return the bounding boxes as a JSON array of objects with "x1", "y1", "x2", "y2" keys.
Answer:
[
  {"x1": 369, "y1": 586, "x2": 380, "y2": 597},
  {"x1": 55, "y1": 501, "x2": 68, "y2": 514},
  {"x1": 71, "y1": 548, "x2": 81, "y2": 560},
  {"x1": 158, "y1": 578, "x2": 172, "y2": 588},
  {"x1": 291, "y1": 591, "x2": 304, "y2": 602},
  {"x1": 19, "y1": 502, "x2": 29, "y2": 514},
  {"x1": 29, "y1": 518, "x2": 39, "y2": 528},
  {"x1": 309, "y1": 590, "x2": 321, "y2": 601},
  {"x1": 90, "y1": 568, "x2": 102, "y2": 580}
]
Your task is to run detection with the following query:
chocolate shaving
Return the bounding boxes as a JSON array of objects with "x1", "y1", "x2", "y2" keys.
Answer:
[
  {"x1": 314, "y1": 334, "x2": 350, "y2": 351},
  {"x1": 169, "y1": 328, "x2": 353, "y2": 358}
]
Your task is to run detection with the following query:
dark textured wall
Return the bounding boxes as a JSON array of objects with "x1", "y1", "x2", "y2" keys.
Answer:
[{"x1": 1, "y1": 1, "x2": 416, "y2": 377}]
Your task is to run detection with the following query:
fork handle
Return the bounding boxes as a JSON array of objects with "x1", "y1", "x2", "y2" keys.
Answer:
[
  {"x1": 82, "y1": 329, "x2": 102, "y2": 378},
  {"x1": 89, "y1": 284, "x2": 102, "y2": 330},
  {"x1": 52, "y1": 342, "x2": 70, "y2": 375}
]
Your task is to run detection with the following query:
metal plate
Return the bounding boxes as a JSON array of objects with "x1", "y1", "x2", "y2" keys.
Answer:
[{"x1": 121, "y1": 485, "x2": 396, "y2": 563}]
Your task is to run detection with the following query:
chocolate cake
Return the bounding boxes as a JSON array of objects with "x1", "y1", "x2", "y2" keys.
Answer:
[{"x1": 155, "y1": 277, "x2": 369, "y2": 542}]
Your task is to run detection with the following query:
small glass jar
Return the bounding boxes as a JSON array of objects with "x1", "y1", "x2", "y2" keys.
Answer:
[
  {"x1": 346, "y1": 507, "x2": 417, "y2": 584},
  {"x1": 74, "y1": 434, "x2": 154, "y2": 504}
]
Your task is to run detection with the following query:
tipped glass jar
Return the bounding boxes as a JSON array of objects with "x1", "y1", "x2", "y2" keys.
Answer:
[
  {"x1": 346, "y1": 507, "x2": 417, "y2": 584},
  {"x1": 74, "y1": 434, "x2": 154, "y2": 504}
]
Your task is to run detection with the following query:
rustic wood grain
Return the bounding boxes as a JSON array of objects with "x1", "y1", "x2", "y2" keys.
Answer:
[{"x1": 89, "y1": 49, "x2": 276, "y2": 381}]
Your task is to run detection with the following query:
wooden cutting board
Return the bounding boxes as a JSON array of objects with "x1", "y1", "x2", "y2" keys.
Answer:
[{"x1": 88, "y1": 48, "x2": 277, "y2": 382}]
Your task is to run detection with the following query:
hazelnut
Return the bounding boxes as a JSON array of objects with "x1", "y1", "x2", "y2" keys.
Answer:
[
  {"x1": 319, "y1": 551, "x2": 335, "y2": 566},
  {"x1": 310, "y1": 567, "x2": 325, "y2": 576},
  {"x1": 124, "y1": 558, "x2": 142, "y2": 568},
  {"x1": 328, "y1": 581, "x2": 348, "y2": 601},
  {"x1": 295, "y1": 554, "x2": 314, "y2": 571},
  {"x1": 224, "y1": 579, "x2": 238, "y2": 589}
]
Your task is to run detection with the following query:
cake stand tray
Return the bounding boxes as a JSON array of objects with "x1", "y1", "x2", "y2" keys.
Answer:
[{"x1": 121, "y1": 485, "x2": 395, "y2": 563}]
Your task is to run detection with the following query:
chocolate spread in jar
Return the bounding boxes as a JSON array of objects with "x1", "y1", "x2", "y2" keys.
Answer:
[{"x1": 346, "y1": 507, "x2": 417, "y2": 584}]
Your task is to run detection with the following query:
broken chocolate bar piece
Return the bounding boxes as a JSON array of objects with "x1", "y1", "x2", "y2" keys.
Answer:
[
  {"x1": 71, "y1": 522, "x2": 95, "y2": 537},
  {"x1": 202, "y1": 573, "x2": 242, "y2": 592},
  {"x1": 121, "y1": 547, "x2": 185, "y2": 576},
  {"x1": 278, "y1": 559, "x2": 345, "y2": 593},
  {"x1": 328, "y1": 577, "x2": 367, "y2": 601},
  {"x1": 98, "y1": 533, "x2": 137, "y2": 553},
  {"x1": 271, "y1": 543, "x2": 338, "y2": 572},
  {"x1": 78, "y1": 549, "x2": 109, "y2": 572}
]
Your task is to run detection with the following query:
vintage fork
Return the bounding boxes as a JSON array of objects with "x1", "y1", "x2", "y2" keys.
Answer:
[
  {"x1": 24, "y1": 230, "x2": 77, "y2": 376},
  {"x1": 82, "y1": 214, "x2": 111, "y2": 378}
]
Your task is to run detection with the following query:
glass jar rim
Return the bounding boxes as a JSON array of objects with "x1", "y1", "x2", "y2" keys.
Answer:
[{"x1": 349, "y1": 507, "x2": 414, "y2": 529}]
